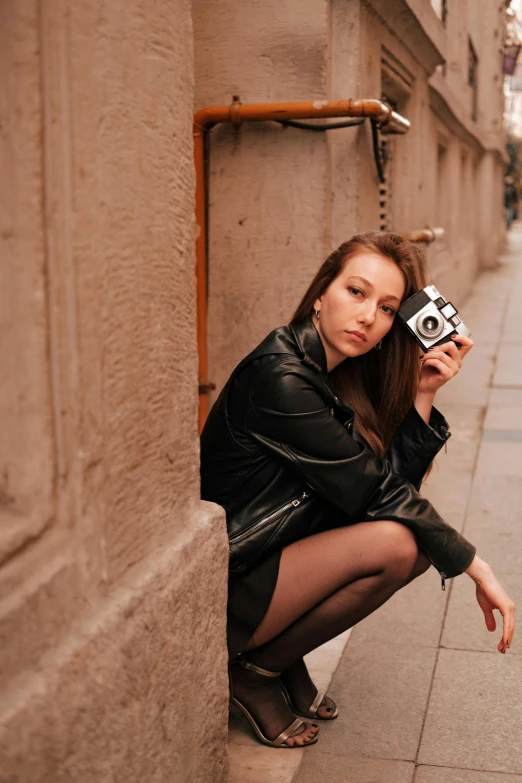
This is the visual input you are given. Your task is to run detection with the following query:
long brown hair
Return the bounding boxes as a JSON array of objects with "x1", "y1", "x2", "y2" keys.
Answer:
[{"x1": 291, "y1": 231, "x2": 429, "y2": 456}]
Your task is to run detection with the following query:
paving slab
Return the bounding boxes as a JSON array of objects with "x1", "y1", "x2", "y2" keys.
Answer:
[
  {"x1": 500, "y1": 323, "x2": 522, "y2": 344},
  {"x1": 461, "y1": 321, "x2": 505, "y2": 348},
  {"x1": 415, "y1": 766, "x2": 522, "y2": 783},
  {"x1": 493, "y1": 345, "x2": 522, "y2": 388},
  {"x1": 474, "y1": 440, "x2": 522, "y2": 478},
  {"x1": 441, "y1": 572, "x2": 522, "y2": 655},
  {"x1": 421, "y1": 470, "x2": 474, "y2": 532},
  {"x1": 465, "y1": 472, "x2": 522, "y2": 520},
  {"x1": 304, "y1": 630, "x2": 351, "y2": 679},
  {"x1": 295, "y1": 753, "x2": 415, "y2": 782},
  {"x1": 418, "y1": 649, "x2": 522, "y2": 774},
  {"x1": 418, "y1": 406, "x2": 483, "y2": 534},
  {"x1": 460, "y1": 287, "x2": 511, "y2": 312},
  {"x1": 458, "y1": 302, "x2": 508, "y2": 346},
  {"x1": 460, "y1": 290, "x2": 508, "y2": 312},
  {"x1": 484, "y1": 404, "x2": 522, "y2": 430},
  {"x1": 228, "y1": 741, "x2": 303, "y2": 783},
  {"x1": 488, "y1": 387, "x2": 522, "y2": 408},
  {"x1": 430, "y1": 404, "x2": 485, "y2": 473},
  {"x1": 435, "y1": 355, "x2": 494, "y2": 408},
  {"x1": 462, "y1": 475, "x2": 522, "y2": 573},
  {"x1": 300, "y1": 641, "x2": 437, "y2": 761}
]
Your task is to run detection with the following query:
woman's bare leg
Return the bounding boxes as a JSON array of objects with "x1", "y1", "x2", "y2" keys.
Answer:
[{"x1": 230, "y1": 520, "x2": 430, "y2": 743}]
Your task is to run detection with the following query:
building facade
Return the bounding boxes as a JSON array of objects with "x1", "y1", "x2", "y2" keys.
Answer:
[
  {"x1": 0, "y1": 1, "x2": 507, "y2": 781},
  {"x1": 197, "y1": 0, "x2": 506, "y2": 405},
  {"x1": 504, "y1": 0, "x2": 522, "y2": 137}
]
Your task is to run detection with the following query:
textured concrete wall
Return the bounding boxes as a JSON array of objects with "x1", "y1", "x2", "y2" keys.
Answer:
[
  {"x1": 194, "y1": 0, "x2": 506, "y2": 402},
  {"x1": 0, "y1": 1, "x2": 229, "y2": 781},
  {"x1": 193, "y1": 0, "x2": 333, "y2": 402}
]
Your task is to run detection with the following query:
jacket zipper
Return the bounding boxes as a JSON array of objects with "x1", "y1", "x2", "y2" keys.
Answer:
[
  {"x1": 229, "y1": 491, "x2": 311, "y2": 545},
  {"x1": 440, "y1": 571, "x2": 447, "y2": 591}
]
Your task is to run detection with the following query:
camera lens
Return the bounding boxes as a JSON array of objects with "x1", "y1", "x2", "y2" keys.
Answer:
[{"x1": 416, "y1": 310, "x2": 444, "y2": 340}]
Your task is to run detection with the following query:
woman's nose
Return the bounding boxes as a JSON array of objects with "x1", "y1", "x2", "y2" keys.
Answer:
[{"x1": 357, "y1": 303, "x2": 377, "y2": 325}]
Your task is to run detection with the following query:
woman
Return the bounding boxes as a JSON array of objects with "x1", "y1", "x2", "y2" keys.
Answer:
[{"x1": 200, "y1": 232, "x2": 515, "y2": 749}]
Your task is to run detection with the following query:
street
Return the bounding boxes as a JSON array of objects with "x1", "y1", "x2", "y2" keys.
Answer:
[{"x1": 230, "y1": 224, "x2": 522, "y2": 783}]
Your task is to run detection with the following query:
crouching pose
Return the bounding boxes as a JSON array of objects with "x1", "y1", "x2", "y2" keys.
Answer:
[{"x1": 200, "y1": 232, "x2": 515, "y2": 748}]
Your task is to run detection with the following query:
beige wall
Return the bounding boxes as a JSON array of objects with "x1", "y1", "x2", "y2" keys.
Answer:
[
  {"x1": 195, "y1": 0, "x2": 506, "y2": 405},
  {"x1": 193, "y1": 0, "x2": 334, "y2": 401},
  {"x1": 0, "y1": 1, "x2": 229, "y2": 781},
  {"x1": 0, "y1": 0, "x2": 508, "y2": 779}
]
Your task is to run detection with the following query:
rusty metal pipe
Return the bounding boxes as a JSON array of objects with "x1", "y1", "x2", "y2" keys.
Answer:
[
  {"x1": 399, "y1": 227, "x2": 445, "y2": 244},
  {"x1": 194, "y1": 97, "x2": 411, "y2": 431},
  {"x1": 194, "y1": 98, "x2": 410, "y2": 134}
]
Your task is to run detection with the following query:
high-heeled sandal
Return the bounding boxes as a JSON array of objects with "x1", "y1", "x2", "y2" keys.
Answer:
[
  {"x1": 280, "y1": 681, "x2": 339, "y2": 721},
  {"x1": 229, "y1": 659, "x2": 319, "y2": 749}
]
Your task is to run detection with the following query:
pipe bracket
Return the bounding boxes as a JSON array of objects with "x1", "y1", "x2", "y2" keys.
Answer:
[{"x1": 230, "y1": 95, "x2": 242, "y2": 128}]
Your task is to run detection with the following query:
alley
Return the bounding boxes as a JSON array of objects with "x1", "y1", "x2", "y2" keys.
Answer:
[
  {"x1": 2, "y1": 1, "x2": 517, "y2": 779},
  {"x1": 230, "y1": 224, "x2": 522, "y2": 783}
]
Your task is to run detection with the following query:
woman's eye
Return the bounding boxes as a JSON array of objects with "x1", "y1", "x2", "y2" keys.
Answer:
[
  {"x1": 381, "y1": 305, "x2": 396, "y2": 316},
  {"x1": 348, "y1": 287, "x2": 362, "y2": 297}
]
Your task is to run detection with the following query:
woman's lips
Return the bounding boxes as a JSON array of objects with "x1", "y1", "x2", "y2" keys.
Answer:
[{"x1": 345, "y1": 331, "x2": 367, "y2": 343}]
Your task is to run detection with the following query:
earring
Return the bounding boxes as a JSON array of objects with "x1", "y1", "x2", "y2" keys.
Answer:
[
  {"x1": 374, "y1": 340, "x2": 382, "y2": 351},
  {"x1": 314, "y1": 309, "x2": 320, "y2": 319}
]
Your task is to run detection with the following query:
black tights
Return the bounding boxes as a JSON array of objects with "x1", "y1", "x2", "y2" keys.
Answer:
[
  {"x1": 244, "y1": 519, "x2": 430, "y2": 669},
  {"x1": 230, "y1": 521, "x2": 431, "y2": 744}
]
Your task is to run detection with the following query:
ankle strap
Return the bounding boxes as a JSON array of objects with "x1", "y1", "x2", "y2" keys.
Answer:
[{"x1": 238, "y1": 659, "x2": 282, "y2": 677}]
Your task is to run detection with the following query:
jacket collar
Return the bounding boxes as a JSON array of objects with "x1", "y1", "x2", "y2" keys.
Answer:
[{"x1": 289, "y1": 319, "x2": 328, "y2": 375}]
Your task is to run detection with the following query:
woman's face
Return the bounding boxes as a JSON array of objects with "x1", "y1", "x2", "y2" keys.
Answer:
[{"x1": 313, "y1": 251, "x2": 406, "y2": 371}]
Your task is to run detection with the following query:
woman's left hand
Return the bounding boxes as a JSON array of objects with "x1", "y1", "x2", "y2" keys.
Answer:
[{"x1": 418, "y1": 334, "x2": 474, "y2": 395}]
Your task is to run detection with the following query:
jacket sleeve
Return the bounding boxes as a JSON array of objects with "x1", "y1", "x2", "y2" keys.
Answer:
[
  {"x1": 384, "y1": 404, "x2": 451, "y2": 490},
  {"x1": 247, "y1": 360, "x2": 476, "y2": 579}
]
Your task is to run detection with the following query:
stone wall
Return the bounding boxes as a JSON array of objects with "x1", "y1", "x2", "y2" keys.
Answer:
[
  {"x1": 0, "y1": 1, "x2": 229, "y2": 780},
  {"x1": 0, "y1": 0, "x2": 508, "y2": 779},
  {"x1": 194, "y1": 0, "x2": 506, "y2": 405}
]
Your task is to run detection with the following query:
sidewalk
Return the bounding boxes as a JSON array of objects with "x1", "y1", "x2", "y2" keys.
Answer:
[{"x1": 229, "y1": 224, "x2": 522, "y2": 783}]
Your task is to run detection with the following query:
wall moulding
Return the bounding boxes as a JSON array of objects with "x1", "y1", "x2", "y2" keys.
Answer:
[
  {"x1": 381, "y1": 47, "x2": 415, "y2": 106},
  {"x1": 429, "y1": 81, "x2": 487, "y2": 155},
  {"x1": 364, "y1": 0, "x2": 447, "y2": 74}
]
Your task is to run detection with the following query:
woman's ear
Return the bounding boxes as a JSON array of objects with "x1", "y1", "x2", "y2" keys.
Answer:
[{"x1": 313, "y1": 296, "x2": 322, "y2": 312}]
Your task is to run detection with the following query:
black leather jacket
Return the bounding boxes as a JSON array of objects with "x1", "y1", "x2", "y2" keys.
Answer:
[{"x1": 200, "y1": 319, "x2": 476, "y2": 584}]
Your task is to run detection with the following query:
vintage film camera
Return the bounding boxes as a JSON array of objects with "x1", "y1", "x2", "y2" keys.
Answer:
[{"x1": 397, "y1": 284, "x2": 470, "y2": 352}]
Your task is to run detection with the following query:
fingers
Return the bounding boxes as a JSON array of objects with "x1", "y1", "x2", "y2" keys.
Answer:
[
  {"x1": 499, "y1": 601, "x2": 516, "y2": 654},
  {"x1": 428, "y1": 335, "x2": 474, "y2": 360},
  {"x1": 453, "y1": 334, "x2": 474, "y2": 346},
  {"x1": 476, "y1": 575, "x2": 515, "y2": 654},
  {"x1": 421, "y1": 353, "x2": 459, "y2": 379},
  {"x1": 427, "y1": 342, "x2": 462, "y2": 366},
  {"x1": 483, "y1": 608, "x2": 496, "y2": 632},
  {"x1": 421, "y1": 358, "x2": 453, "y2": 381},
  {"x1": 440, "y1": 340, "x2": 462, "y2": 361},
  {"x1": 450, "y1": 334, "x2": 474, "y2": 357}
]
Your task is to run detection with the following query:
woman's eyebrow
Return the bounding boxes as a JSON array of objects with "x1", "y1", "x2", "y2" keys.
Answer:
[{"x1": 347, "y1": 276, "x2": 401, "y2": 304}]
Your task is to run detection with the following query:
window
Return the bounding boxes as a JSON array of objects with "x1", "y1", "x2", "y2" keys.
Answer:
[
  {"x1": 436, "y1": 143, "x2": 449, "y2": 232},
  {"x1": 461, "y1": 152, "x2": 469, "y2": 237},
  {"x1": 431, "y1": 0, "x2": 448, "y2": 27},
  {"x1": 468, "y1": 38, "x2": 479, "y2": 122}
]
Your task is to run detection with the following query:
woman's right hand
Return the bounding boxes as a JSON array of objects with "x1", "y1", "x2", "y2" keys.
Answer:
[{"x1": 465, "y1": 555, "x2": 515, "y2": 653}]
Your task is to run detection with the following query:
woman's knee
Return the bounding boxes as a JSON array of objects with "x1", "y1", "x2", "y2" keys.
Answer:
[{"x1": 374, "y1": 520, "x2": 420, "y2": 573}]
